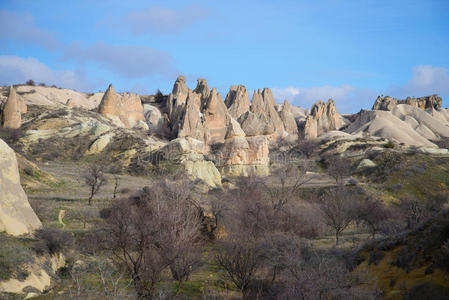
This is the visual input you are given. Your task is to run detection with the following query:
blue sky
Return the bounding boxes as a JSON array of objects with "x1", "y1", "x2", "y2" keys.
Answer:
[{"x1": 1, "y1": 0, "x2": 448, "y2": 113}]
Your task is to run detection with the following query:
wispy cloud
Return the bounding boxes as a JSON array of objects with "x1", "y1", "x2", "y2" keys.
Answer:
[
  {"x1": 63, "y1": 42, "x2": 177, "y2": 79},
  {"x1": 0, "y1": 55, "x2": 96, "y2": 91},
  {"x1": 387, "y1": 65, "x2": 449, "y2": 99},
  {"x1": 123, "y1": 5, "x2": 209, "y2": 35},
  {"x1": 0, "y1": 10, "x2": 61, "y2": 50}
]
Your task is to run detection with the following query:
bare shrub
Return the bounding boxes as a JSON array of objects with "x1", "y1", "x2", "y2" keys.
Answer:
[
  {"x1": 26, "y1": 79, "x2": 35, "y2": 86},
  {"x1": 34, "y1": 227, "x2": 74, "y2": 255},
  {"x1": 98, "y1": 178, "x2": 202, "y2": 299}
]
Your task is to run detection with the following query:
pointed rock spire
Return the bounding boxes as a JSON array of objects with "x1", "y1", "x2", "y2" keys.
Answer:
[
  {"x1": 1, "y1": 86, "x2": 25, "y2": 129},
  {"x1": 225, "y1": 85, "x2": 249, "y2": 119}
]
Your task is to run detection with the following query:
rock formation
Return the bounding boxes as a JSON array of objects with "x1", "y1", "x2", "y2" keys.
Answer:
[
  {"x1": 372, "y1": 95, "x2": 443, "y2": 111},
  {"x1": 0, "y1": 138, "x2": 42, "y2": 236},
  {"x1": 203, "y1": 88, "x2": 229, "y2": 145},
  {"x1": 98, "y1": 84, "x2": 145, "y2": 128},
  {"x1": 279, "y1": 100, "x2": 299, "y2": 138},
  {"x1": 1, "y1": 86, "x2": 27, "y2": 129},
  {"x1": 225, "y1": 85, "x2": 250, "y2": 119},
  {"x1": 372, "y1": 96, "x2": 397, "y2": 111},
  {"x1": 239, "y1": 89, "x2": 285, "y2": 138},
  {"x1": 304, "y1": 99, "x2": 343, "y2": 139}
]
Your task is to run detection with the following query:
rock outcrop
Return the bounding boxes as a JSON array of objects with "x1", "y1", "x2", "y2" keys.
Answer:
[
  {"x1": 204, "y1": 88, "x2": 229, "y2": 145},
  {"x1": 0, "y1": 138, "x2": 42, "y2": 236},
  {"x1": 239, "y1": 89, "x2": 285, "y2": 138},
  {"x1": 1, "y1": 86, "x2": 27, "y2": 129},
  {"x1": 225, "y1": 85, "x2": 250, "y2": 119},
  {"x1": 372, "y1": 95, "x2": 443, "y2": 111},
  {"x1": 160, "y1": 137, "x2": 222, "y2": 187},
  {"x1": 372, "y1": 96, "x2": 397, "y2": 111},
  {"x1": 303, "y1": 99, "x2": 343, "y2": 139},
  {"x1": 279, "y1": 100, "x2": 299, "y2": 138},
  {"x1": 98, "y1": 84, "x2": 145, "y2": 128}
]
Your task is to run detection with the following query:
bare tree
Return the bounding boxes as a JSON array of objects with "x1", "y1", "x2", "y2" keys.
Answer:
[
  {"x1": 99, "y1": 178, "x2": 202, "y2": 299},
  {"x1": 327, "y1": 157, "x2": 352, "y2": 186},
  {"x1": 84, "y1": 164, "x2": 107, "y2": 206},
  {"x1": 355, "y1": 197, "x2": 390, "y2": 239},
  {"x1": 215, "y1": 238, "x2": 262, "y2": 299},
  {"x1": 316, "y1": 187, "x2": 356, "y2": 245},
  {"x1": 295, "y1": 139, "x2": 319, "y2": 159},
  {"x1": 112, "y1": 174, "x2": 120, "y2": 200},
  {"x1": 263, "y1": 160, "x2": 314, "y2": 211}
]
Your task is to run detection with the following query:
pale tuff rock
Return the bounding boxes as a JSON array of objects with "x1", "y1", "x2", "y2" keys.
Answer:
[
  {"x1": 168, "y1": 75, "x2": 190, "y2": 121},
  {"x1": 279, "y1": 100, "x2": 299, "y2": 137},
  {"x1": 178, "y1": 90, "x2": 206, "y2": 142},
  {"x1": 1, "y1": 86, "x2": 27, "y2": 129},
  {"x1": 357, "y1": 159, "x2": 377, "y2": 170},
  {"x1": 204, "y1": 88, "x2": 230, "y2": 144},
  {"x1": 372, "y1": 95, "x2": 443, "y2": 111},
  {"x1": 226, "y1": 117, "x2": 246, "y2": 139},
  {"x1": 304, "y1": 99, "x2": 343, "y2": 139},
  {"x1": 97, "y1": 84, "x2": 145, "y2": 128},
  {"x1": 143, "y1": 104, "x2": 167, "y2": 133},
  {"x1": 0, "y1": 138, "x2": 42, "y2": 236},
  {"x1": 160, "y1": 137, "x2": 222, "y2": 187},
  {"x1": 240, "y1": 89, "x2": 284, "y2": 137},
  {"x1": 345, "y1": 110, "x2": 436, "y2": 147},
  {"x1": 194, "y1": 78, "x2": 211, "y2": 104},
  {"x1": 225, "y1": 85, "x2": 250, "y2": 119},
  {"x1": 372, "y1": 96, "x2": 397, "y2": 111}
]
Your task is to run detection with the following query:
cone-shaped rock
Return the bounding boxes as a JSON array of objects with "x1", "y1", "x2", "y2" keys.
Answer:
[
  {"x1": 304, "y1": 99, "x2": 343, "y2": 139},
  {"x1": 280, "y1": 100, "x2": 299, "y2": 136},
  {"x1": 225, "y1": 85, "x2": 250, "y2": 119},
  {"x1": 1, "y1": 86, "x2": 25, "y2": 129}
]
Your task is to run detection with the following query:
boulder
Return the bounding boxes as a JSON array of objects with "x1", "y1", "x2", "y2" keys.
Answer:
[
  {"x1": 0, "y1": 138, "x2": 42, "y2": 236},
  {"x1": 304, "y1": 99, "x2": 343, "y2": 139},
  {"x1": 357, "y1": 159, "x2": 377, "y2": 169},
  {"x1": 225, "y1": 85, "x2": 250, "y2": 119},
  {"x1": 1, "y1": 86, "x2": 26, "y2": 129}
]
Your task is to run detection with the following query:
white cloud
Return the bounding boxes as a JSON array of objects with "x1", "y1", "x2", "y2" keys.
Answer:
[
  {"x1": 123, "y1": 5, "x2": 209, "y2": 35},
  {"x1": 0, "y1": 55, "x2": 95, "y2": 91},
  {"x1": 63, "y1": 42, "x2": 177, "y2": 79},
  {"x1": 388, "y1": 65, "x2": 449, "y2": 99},
  {"x1": 0, "y1": 10, "x2": 60, "y2": 50},
  {"x1": 273, "y1": 84, "x2": 355, "y2": 108}
]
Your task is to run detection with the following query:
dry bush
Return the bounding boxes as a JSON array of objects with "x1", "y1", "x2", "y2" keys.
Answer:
[
  {"x1": 97, "y1": 178, "x2": 202, "y2": 299},
  {"x1": 84, "y1": 164, "x2": 107, "y2": 205}
]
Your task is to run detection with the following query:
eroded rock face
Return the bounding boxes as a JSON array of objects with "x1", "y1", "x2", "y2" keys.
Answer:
[
  {"x1": 0, "y1": 138, "x2": 42, "y2": 236},
  {"x1": 98, "y1": 84, "x2": 145, "y2": 128},
  {"x1": 225, "y1": 85, "x2": 250, "y2": 119},
  {"x1": 280, "y1": 100, "x2": 299, "y2": 137},
  {"x1": 304, "y1": 99, "x2": 343, "y2": 139},
  {"x1": 204, "y1": 88, "x2": 230, "y2": 145},
  {"x1": 372, "y1": 95, "x2": 443, "y2": 111},
  {"x1": 372, "y1": 96, "x2": 397, "y2": 111},
  {"x1": 1, "y1": 86, "x2": 27, "y2": 129}
]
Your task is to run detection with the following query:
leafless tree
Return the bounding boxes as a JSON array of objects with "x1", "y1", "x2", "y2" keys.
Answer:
[
  {"x1": 316, "y1": 187, "x2": 356, "y2": 245},
  {"x1": 84, "y1": 164, "x2": 107, "y2": 206},
  {"x1": 327, "y1": 157, "x2": 352, "y2": 186},
  {"x1": 295, "y1": 139, "x2": 319, "y2": 159},
  {"x1": 263, "y1": 160, "x2": 314, "y2": 211},
  {"x1": 112, "y1": 174, "x2": 120, "y2": 200},
  {"x1": 355, "y1": 197, "x2": 390, "y2": 239},
  {"x1": 215, "y1": 237, "x2": 262, "y2": 299}
]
